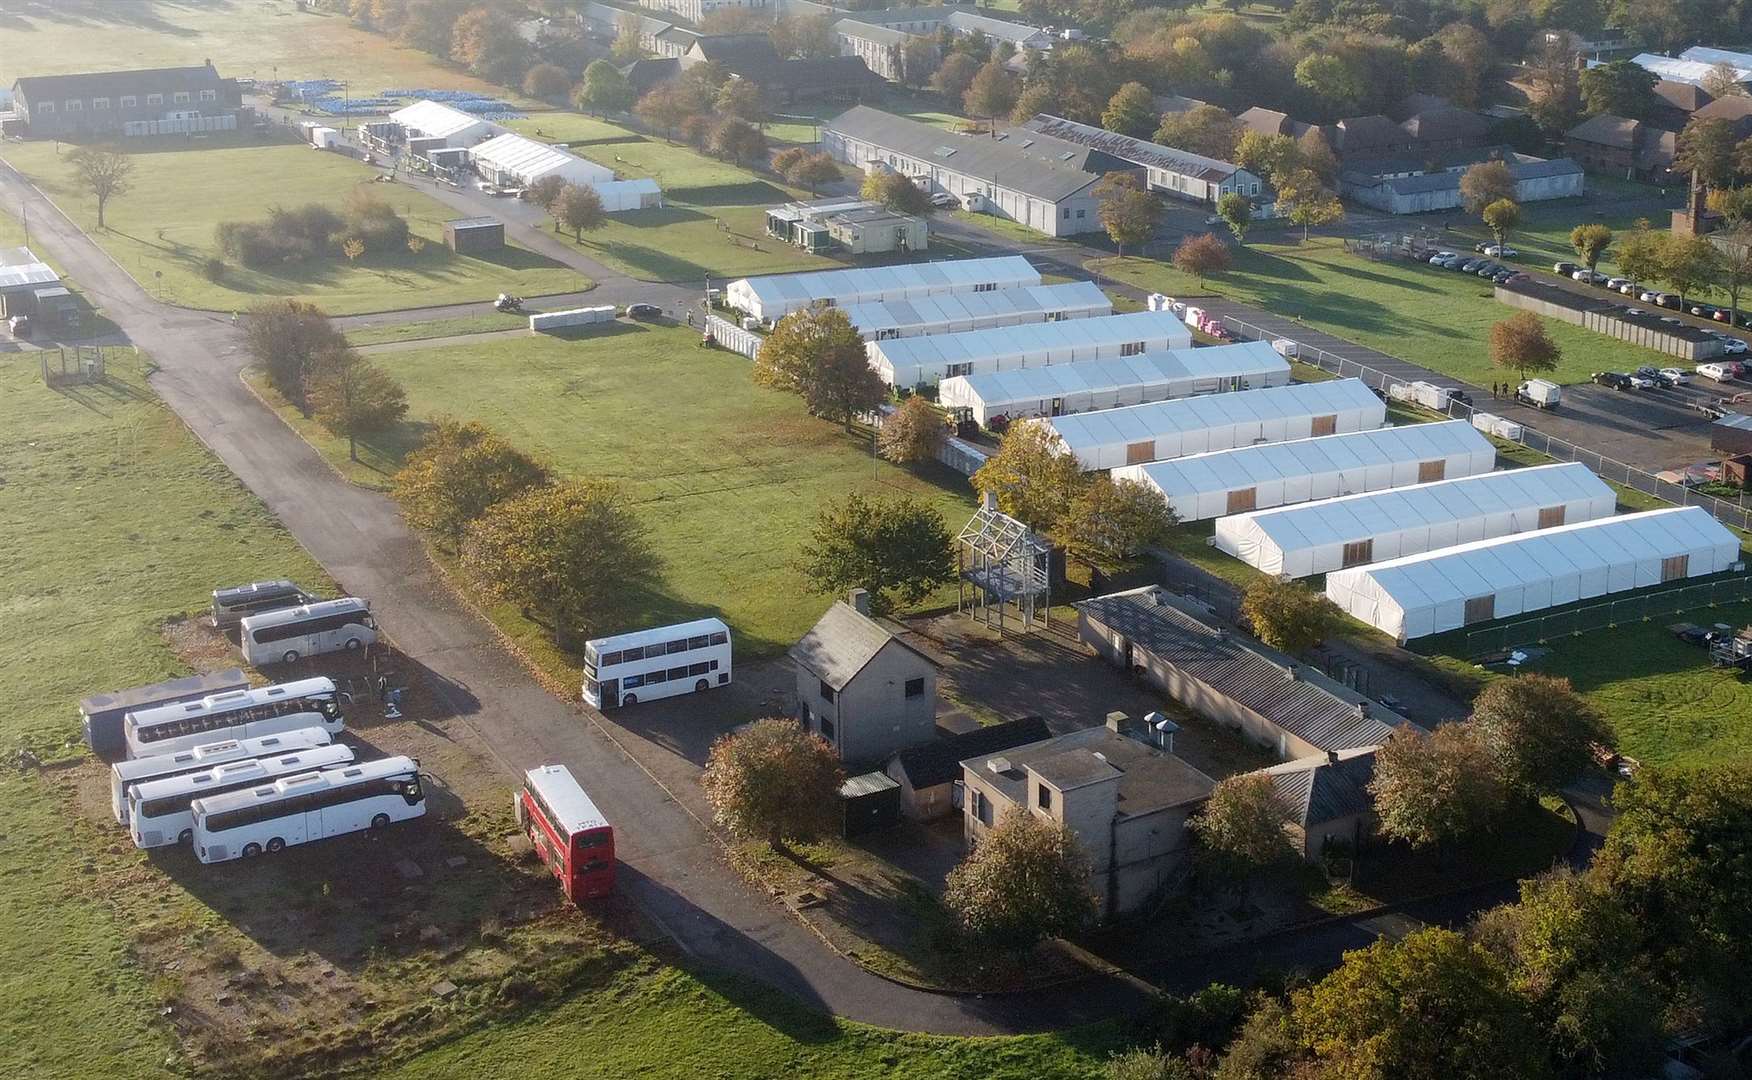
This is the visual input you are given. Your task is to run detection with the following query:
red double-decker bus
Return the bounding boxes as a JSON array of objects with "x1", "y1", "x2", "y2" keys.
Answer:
[{"x1": 516, "y1": 764, "x2": 615, "y2": 900}]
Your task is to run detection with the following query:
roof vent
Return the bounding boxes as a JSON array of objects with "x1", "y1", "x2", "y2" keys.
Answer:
[
  {"x1": 1091, "y1": 751, "x2": 1107, "y2": 762},
  {"x1": 1286, "y1": 664, "x2": 1300, "y2": 680},
  {"x1": 987, "y1": 756, "x2": 1012, "y2": 774},
  {"x1": 1355, "y1": 701, "x2": 1370, "y2": 718}
]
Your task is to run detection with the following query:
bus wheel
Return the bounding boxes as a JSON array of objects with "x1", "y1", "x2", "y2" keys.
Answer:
[
  {"x1": 266, "y1": 837, "x2": 286, "y2": 853},
  {"x1": 282, "y1": 650, "x2": 300, "y2": 664},
  {"x1": 695, "y1": 679, "x2": 709, "y2": 693},
  {"x1": 179, "y1": 829, "x2": 193, "y2": 845},
  {"x1": 621, "y1": 694, "x2": 637, "y2": 706},
  {"x1": 345, "y1": 637, "x2": 362, "y2": 651},
  {"x1": 371, "y1": 813, "x2": 391, "y2": 830},
  {"x1": 242, "y1": 842, "x2": 262, "y2": 858}
]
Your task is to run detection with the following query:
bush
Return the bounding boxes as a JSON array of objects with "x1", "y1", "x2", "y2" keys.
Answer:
[
  {"x1": 212, "y1": 195, "x2": 410, "y2": 267},
  {"x1": 203, "y1": 257, "x2": 227, "y2": 283}
]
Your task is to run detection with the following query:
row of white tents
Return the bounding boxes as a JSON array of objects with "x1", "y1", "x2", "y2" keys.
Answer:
[
  {"x1": 841, "y1": 281, "x2": 1112, "y2": 342},
  {"x1": 726, "y1": 256, "x2": 1041, "y2": 322},
  {"x1": 869, "y1": 310, "x2": 1194, "y2": 388}
]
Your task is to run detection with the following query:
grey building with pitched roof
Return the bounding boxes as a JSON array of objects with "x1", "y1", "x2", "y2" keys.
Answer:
[
  {"x1": 1341, "y1": 146, "x2": 1584, "y2": 214},
  {"x1": 885, "y1": 716, "x2": 1050, "y2": 820},
  {"x1": 959, "y1": 713, "x2": 1216, "y2": 918},
  {"x1": 1019, "y1": 114, "x2": 1273, "y2": 213},
  {"x1": 1259, "y1": 746, "x2": 1379, "y2": 860},
  {"x1": 789, "y1": 590, "x2": 940, "y2": 766},
  {"x1": 12, "y1": 62, "x2": 244, "y2": 139},
  {"x1": 1075, "y1": 587, "x2": 1418, "y2": 760}
]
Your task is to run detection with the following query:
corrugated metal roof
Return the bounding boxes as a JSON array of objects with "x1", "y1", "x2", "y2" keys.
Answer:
[
  {"x1": 824, "y1": 106, "x2": 1108, "y2": 203},
  {"x1": 840, "y1": 770, "x2": 901, "y2": 798},
  {"x1": 1020, "y1": 114, "x2": 1246, "y2": 183},
  {"x1": 1075, "y1": 588, "x2": 1411, "y2": 752},
  {"x1": 1262, "y1": 747, "x2": 1378, "y2": 826},
  {"x1": 1047, "y1": 377, "x2": 1382, "y2": 457}
]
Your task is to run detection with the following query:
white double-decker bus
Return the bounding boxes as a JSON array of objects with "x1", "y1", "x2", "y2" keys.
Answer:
[
  {"x1": 581, "y1": 617, "x2": 732, "y2": 709},
  {"x1": 110, "y1": 727, "x2": 335, "y2": 825},
  {"x1": 240, "y1": 597, "x2": 377, "y2": 666},
  {"x1": 192, "y1": 755, "x2": 426, "y2": 863},
  {"x1": 129, "y1": 744, "x2": 357, "y2": 848},
  {"x1": 124, "y1": 677, "x2": 345, "y2": 758}
]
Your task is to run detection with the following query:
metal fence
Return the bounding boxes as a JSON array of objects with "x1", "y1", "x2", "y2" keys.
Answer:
[
  {"x1": 1462, "y1": 576, "x2": 1752, "y2": 658},
  {"x1": 1218, "y1": 314, "x2": 1752, "y2": 535},
  {"x1": 705, "y1": 314, "x2": 762, "y2": 360}
]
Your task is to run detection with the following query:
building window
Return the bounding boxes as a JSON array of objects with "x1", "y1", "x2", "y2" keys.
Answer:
[
  {"x1": 37, "y1": 101, "x2": 53, "y2": 113},
  {"x1": 1036, "y1": 784, "x2": 1051, "y2": 811},
  {"x1": 904, "y1": 677, "x2": 924, "y2": 698},
  {"x1": 818, "y1": 679, "x2": 835, "y2": 703},
  {"x1": 819, "y1": 714, "x2": 835, "y2": 739},
  {"x1": 946, "y1": 362, "x2": 972, "y2": 377},
  {"x1": 199, "y1": 89, "x2": 217, "y2": 102},
  {"x1": 1076, "y1": 209, "x2": 1086, "y2": 218},
  {"x1": 974, "y1": 789, "x2": 993, "y2": 826},
  {"x1": 1062, "y1": 207, "x2": 1070, "y2": 219},
  {"x1": 147, "y1": 93, "x2": 163, "y2": 105},
  {"x1": 1125, "y1": 439, "x2": 1156, "y2": 465},
  {"x1": 173, "y1": 91, "x2": 191, "y2": 104},
  {"x1": 1537, "y1": 505, "x2": 1566, "y2": 529},
  {"x1": 65, "y1": 99, "x2": 82, "y2": 111},
  {"x1": 120, "y1": 95, "x2": 137, "y2": 107},
  {"x1": 92, "y1": 97, "x2": 110, "y2": 109}
]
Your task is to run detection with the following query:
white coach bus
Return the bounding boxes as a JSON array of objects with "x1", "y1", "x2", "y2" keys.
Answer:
[
  {"x1": 581, "y1": 617, "x2": 732, "y2": 709},
  {"x1": 124, "y1": 677, "x2": 345, "y2": 759},
  {"x1": 110, "y1": 727, "x2": 335, "y2": 825},
  {"x1": 129, "y1": 744, "x2": 357, "y2": 848},
  {"x1": 192, "y1": 755, "x2": 426, "y2": 863},
  {"x1": 240, "y1": 598, "x2": 377, "y2": 666}
]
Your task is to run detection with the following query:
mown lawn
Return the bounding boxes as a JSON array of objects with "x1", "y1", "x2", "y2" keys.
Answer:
[
  {"x1": 1094, "y1": 239, "x2": 1679, "y2": 387},
  {"x1": 255, "y1": 323, "x2": 980, "y2": 662},
  {"x1": 0, "y1": 139, "x2": 587, "y2": 314},
  {"x1": 345, "y1": 312, "x2": 530, "y2": 346}
]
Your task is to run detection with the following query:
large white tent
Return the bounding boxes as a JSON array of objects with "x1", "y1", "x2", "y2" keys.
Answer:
[
  {"x1": 870, "y1": 310, "x2": 1194, "y2": 387},
  {"x1": 939, "y1": 341, "x2": 1292, "y2": 425},
  {"x1": 592, "y1": 177, "x2": 664, "y2": 211},
  {"x1": 1047, "y1": 377, "x2": 1384, "y2": 470},
  {"x1": 726, "y1": 256, "x2": 1040, "y2": 322},
  {"x1": 1324, "y1": 506, "x2": 1743, "y2": 642},
  {"x1": 1112, "y1": 420, "x2": 1497, "y2": 523},
  {"x1": 1214, "y1": 462, "x2": 1616, "y2": 578},
  {"x1": 841, "y1": 281, "x2": 1111, "y2": 341},
  {"x1": 470, "y1": 132, "x2": 614, "y2": 188},
  {"x1": 389, "y1": 100, "x2": 500, "y2": 147}
]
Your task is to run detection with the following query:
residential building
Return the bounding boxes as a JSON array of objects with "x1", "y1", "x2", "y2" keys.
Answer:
[
  {"x1": 885, "y1": 716, "x2": 1050, "y2": 820},
  {"x1": 942, "y1": 9, "x2": 1054, "y2": 50},
  {"x1": 1328, "y1": 114, "x2": 1415, "y2": 158},
  {"x1": 1075, "y1": 586, "x2": 1416, "y2": 759},
  {"x1": 1018, "y1": 114, "x2": 1274, "y2": 214},
  {"x1": 764, "y1": 195, "x2": 928, "y2": 254},
  {"x1": 789, "y1": 590, "x2": 940, "y2": 767},
  {"x1": 580, "y1": 3, "x2": 692, "y2": 55},
  {"x1": 11, "y1": 62, "x2": 245, "y2": 139},
  {"x1": 1154, "y1": 94, "x2": 1211, "y2": 116},
  {"x1": 1564, "y1": 113, "x2": 1678, "y2": 181},
  {"x1": 834, "y1": 19, "x2": 917, "y2": 84},
  {"x1": 1540, "y1": 26, "x2": 1634, "y2": 62},
  {"x1": 1236, "y1": 106, "x2": 1314, "y2": 140},
  {"x1": 682, "y1": 34, "x2": 878, "y2": 105},
  {"x1": 1340, "y1": 147, "x2": 1584, "y2": 214},
  {"x1": 1259, "y1": 747, "x2": 1379, "y2": 860},
  {"x1": 1396, "y1": 106, "x2": 1489, "y2": 151},
  {"x1": 959, "y1": 714, "x2": 1216, "y2": 918},
  {"x1": 640, "y1": 0, "x2": 773, "y2": 27},
  {"x1": 1650, "y1": 79, "x2": 1711, "y2": 130},
  {"x1": 822, "y1": 106, "x2": 1111, "y2": 237},
  {"x1": 1693, "y1": 95, "x2": 1752, "y2": 139}
]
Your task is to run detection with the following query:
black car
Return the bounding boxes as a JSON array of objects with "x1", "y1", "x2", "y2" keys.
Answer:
[
  {"x1": 1593, "y1": 371, "x2": 1633, "y2": 390},
  {"x1": 624, "y1": 303, "x2": 663, "y2": 321}
]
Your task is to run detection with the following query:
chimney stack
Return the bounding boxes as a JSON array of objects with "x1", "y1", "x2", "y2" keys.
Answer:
[
  {"x1": 848, "y1": 588, "x2": 871, "y2": 616},
  {"x1": 1354, "y1": 701, "x2": 1370, "y2": 719},
  {"x1": 1285, "y1": 663, "x2": 1299, "y2": 680},
  {"x1": 1327, "y1": 749, "x2": 1340, "y2": 765},
  {"x1": 1105, "y1": 711, "x2": 1130, "y2": 734}
]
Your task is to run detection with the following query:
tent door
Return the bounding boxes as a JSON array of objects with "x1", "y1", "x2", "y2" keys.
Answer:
[{"x1": 1051, "y1": 397, "x2": 1064, "y2": 416}]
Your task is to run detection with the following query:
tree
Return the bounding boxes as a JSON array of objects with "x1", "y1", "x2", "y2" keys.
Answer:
[
  {"x1": 972, "y1": 421, "x2": 1086, "y2": 534},
  {"x1": 786, "y1": 151, "x2": 841, "y2": 195},
  {"x1": 551, "y1": 183, "x2": 606, "y2": 241},
  {"x1": 526, "y1": 173, "x2": 567, "y2": 210},
  {"x1": 1102, "y1": 81, "x2": 1159, "y2": 138},
  {"x1": 242, "y1": 299, "x2": 349, "y2": 412},
  {"x1": 701, "y1": 718, "x2": 845, "y2": 848},
  {"x1": 1458, "y1": 160, "x2": 1515, "y2": 215},
  {"x1": 307, "y1": 347, "x2": 409, "y2": 462},
  {"x1": 450, "y1": 6, "x2": 526, "y2": 84},
  {"x1": 715, "y1": 78, "x2": 765, "y2": 125},
  {"x1": 1294, "y1": 53, "x2": 1365, "y2": 114},
  {"x1": 1368, "y1": 725, "x2": 1507, "y2": 850},
  {"x1": 1172, "y1": 232, "x2": 1230, "y2": 284},
  {"x1": 1192, "y1": 774, "x2": 1296, "y2": 887},
  {"x1": 392, "y1": 419, "x2": 549, "y2": 545},
  {"x1": 768, "y1": 13, "x2": 836, "y2": 60},
  {"x1": 1233, "y1": 132, "x2": 1299, "y2": 186},
  {"x1": 944, "y1": 812, "x2": 1093, "y2": 953},
  {"x1": 931, "y1": 52, "x2": 982, "y2": 103},
  {"x1": 522, "y1": 62, "x2": 572, "y2": 101},
  {"x1": 901, "y1": 37, "x2": 941, "y2": 88},
  {"x1": 1658, "y1": 233, "x2": 1719, "y2": 306},
  {"x1": 1094, "y1": 172, "x2": 1160, "y2": 257},
  {"x1": 1240, "y1": 578, "x2": 1335, "y2": 655},
  {"x1": 1702, "y1": 61, "x2": 1750, "y2": 100},
  {"x1": 1676, "y1": 116, "x2": 1738, "y2": 189},
  {"x1": 796, "y1": 493, "x2": 955, "y2": 616},
  {"x1": 1053, "y1": 474, "x2": 1177, "y2": 571},
  {"x1": 340, "y1": 236, "x2": 366, "y2": 265},
  {"x1": 1276, "y1": 168, "x2": 1343, "y2": 240},
  {"x1": 1215, "y1": 192, "x2": 1252, "y2": 245},
  {"x1": 461, "y1": 480, "x2": 659, "y2": 644},
  {"x1": 65, "y1": 147, "x2": 134, "y2": 230},
  {"x1": 577, "y1": 59, "x2": 635, "y2": 114},
  {"x1": 1213, "y1": 997, "x2": 1303, "y2": 1080},
  {"x1": 860, "y1": 169, "x2": 932, "y2": 216},
  {"x1": 1712, "y1": 229, "x2": 1752, "y2": 324},
  {"x1": 964, "y1": 60, "x2": 1019, "y2": 124},
  {"x1": 1579, "y1": 58, "x2": 1659, "y2": 120},
  {"x1": 1470, "y1": 675, "x2": 1611, "y2": 797},
  {"x1": 1154, "y1": 104, "x2": 1242, "y2": 161},
  {"x1": 1489, "y1": 311, "x2": 1560, "y2": 383},
  {"x1": 1569, "y1": 223, "x2": 1613, "y2": 272},
  {"x1": 1710, "y1": 184, "x2": 1752, "y2": 229},
  {"x1": 1296, "y1": 128, "x2": 1340, "y2": 185},
  {"x1": 1526, "y1": 38, "x2": 1582, "y2": 136},
  {"x1": 635, "y1": 82, "x2": 698, "y2": 142},
  {"x1": 753, "y1": 307, "x2": 885, "y2": 429},
  {"x1": 1291, "y1": 928, "x2": 1547, "y2": 1080},
  {"x1": 709, "y1": 117, "x2": 768, "y2": 167},
  {"x1": 877, "y1": 394, "x2": 946, "y2": 466},
  {"x1": 1480, "y1": 197, "x2": 1521, "y2": 249},
  {"x1": 1616, "y1": 219, "x2": 1663, "y2": 286}
]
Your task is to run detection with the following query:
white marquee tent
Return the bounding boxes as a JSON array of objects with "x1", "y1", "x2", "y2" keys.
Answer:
[
  {"x1": 592, "y1": 177, "x2": 664, "y2": 212},
  {"x1": 389, "y1": 100, "x2": 500, "y2": 147},
  {"x1": 1324, "y1": 506, "x2": 1743, "y2": 642},
  {"x1": 1214, "y1": 462, "x2": 1616, "y2": 578},
  {"x1": 870, "y1": 310, "x2": 1193, "y2": 387},
  {"x1": 841, "y1": 281, "x2": 1111, "y2": 341},
  {"x1": 1047, "y1": 377, "x2": 1384, "y2": 470},
  {"x1": 725, "y1": 256, "x2": 1040, "y2": 322},
  {"x1": 1111, "y1": 420, "x2": 1497, "y2": 523},
  {"x1": 939, "y1": 341, "x2": 1292, "y2": 425},
  {"x1": 470, "y1": 133, "x2": 614, "y2": 189}
]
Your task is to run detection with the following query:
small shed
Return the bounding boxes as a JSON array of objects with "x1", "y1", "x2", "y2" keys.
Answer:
[
  {"x1": 840, "y1": 770, "x2": 902, "y2": 836},
  {"x1": 1713, "y1": 412, "x2": 1752, "y2": 456},
  {"x1": 1724, "y1": 453, "x2": 1752, "y2": 489},
  {"x1": 443, "y1": 217, "x2": 505, "y2": 255}
]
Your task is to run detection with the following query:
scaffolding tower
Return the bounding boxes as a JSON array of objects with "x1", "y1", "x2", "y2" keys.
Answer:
[{"x1": 957, "y1": 502, "x2": 1051, "y2": 634}]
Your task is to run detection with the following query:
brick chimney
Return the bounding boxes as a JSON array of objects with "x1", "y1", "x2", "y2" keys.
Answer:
[{"x1": 848, "y1": 588, "x2": 871, "y2": 617}]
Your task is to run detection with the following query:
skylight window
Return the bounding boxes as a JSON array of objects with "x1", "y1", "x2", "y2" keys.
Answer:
[{"x1": 933, "y1": 146, "x2": 958, "y2": 158}]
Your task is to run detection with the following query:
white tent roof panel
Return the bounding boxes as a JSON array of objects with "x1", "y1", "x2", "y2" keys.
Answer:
[
  {"x1": 471, "y1": 132, "x2": 614, "y2": 186},
  {"x1": 726, "y1": 256, "x2": 1041, "y2": 321},
  {"x1": 593, "y1": 177, "x2": 663, "y2": 212},
  {"x1": 1324, "y1": 506, "x2": 1743, "y2": 641},
  {"x1": 389, "y1": 100, "x2": 499, "y2": 144},
  {"x1": 1214, "y1": 462, "x2": 1616, "y2": 578},
  {"x1": 871, "y1": 310, "x2": 1194, "y2": 387},
  {"x1": 840, "y1": 281, "x2": 1110, "y2": 340}
]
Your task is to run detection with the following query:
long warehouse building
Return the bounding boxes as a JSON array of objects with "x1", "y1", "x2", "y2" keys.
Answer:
[
  {"x1": 842, "y1": 281, "x2": 1111, "y2": 341},
  {"x1": 1324, "y1": 506, "x2": 1743, "y2": 642},
  {"x1": 1111, "y1": 420, "x2": 1497, "y2": 523},
  {"x1": 1047, "y1": 377, "x2": 1385, "y2": 470},
  {"x1": 725, "y1": 256, "x2": 1040, "y2": 322},
  {"x1": 1213, "y1": 462, "x2": 1617, "y2": 578},
  {"x1": 870, "y1": 310, "x2": 1193, "y2": 387},
  {"x1": 939, "y1": 341, "x2": 1291, "y2": 425}
]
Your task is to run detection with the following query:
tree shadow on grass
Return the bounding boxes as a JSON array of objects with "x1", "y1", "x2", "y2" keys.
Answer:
[
  {"x1": 2, "y1": 0, "x2": 217, "y2": 35},
  {"x1": 668, "y1": 181, "x2": 792, "y2": 208}
]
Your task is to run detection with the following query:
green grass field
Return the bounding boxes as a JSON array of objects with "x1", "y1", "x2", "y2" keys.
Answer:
[
  {"x1": 1095, "y1": 239, "x2": 1677, "y2": 386},
  {"x1": 258, "y1": 324, "x2": 979, "y2": 662},
  {"x1": 0, "y1": 139, "x2": 587, "y2": 314}
]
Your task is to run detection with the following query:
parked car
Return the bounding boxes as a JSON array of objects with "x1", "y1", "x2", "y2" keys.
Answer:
[
  {"x1": 1553, "y1": 261, "x2": 1580, "y2": 275},
  {"x1": 1627, "y1": 372, "x2": 1656, "y2": 389},
  {"x1": 1606, "y1": 277, "x2": 1630, "y2": 291},
  {"x1": 1460, "y1": 258, "x2": 1487, "y2": 272},
  {"x1": 1617, "y1": 281, "x2": 1640, "y2": 295},
  {"x1": 1483, "y1": 244, "x2": 1518, "y2": 257},
  {"x1": 1427, "y1": 252, "x2": 1450, "y2": 265},
  {"x1": 1492, "y1": 270, "x2": 1518, "y2": 283},
  {"x1": 6, "y1": 313, "x2": 31, "y2": 338},
  {"x1": 1697, "y1": 362, "x2": 1740, "y2": 381},
  {"x1": 1474, "y1": 241, "x2": 1492, "y2": 253},
  {"x1": 1658, "y1": 294, "x2": 1682, "y2": 309},
  {"x1": 1659, "y1": 316, "x2": 1684, "y2": 326},
  {"x1": 1660, "y1": 367, "x2": 1692, "y2": 385},
  {"x1": 1639, "y1": 289, "x2": 1663, "y2": 303},
  {"x1": 1593, "y1": 371, "x2": 1633, "y2": 390},
  {"x1": 1503, "y1": 272, "x2": 1531, "y2": 284},
  {"x1": 929, "y1": 191, "x2": 959, "y2": 209},
  {"x1": 1724, "y1": 338, "x2": 1749, "y2": 355},
  {"x1": 1691, "y1": 303, "x2": 1719, "y2": 318},
  {"x1": 1477, "y1": 263, "x2": 1503, "y2": 277},
  {"x1": 1715, "y1": 308, "x2": 1733, "y2": 322},
  {"x1": 624, "y1": 303, "x2": 662, "y2": 321}
]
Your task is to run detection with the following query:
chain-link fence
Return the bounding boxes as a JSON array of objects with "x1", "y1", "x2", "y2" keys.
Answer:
[{"x1": 1461, "y1": 576, "x2": 1752, "y2": 657}]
